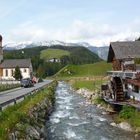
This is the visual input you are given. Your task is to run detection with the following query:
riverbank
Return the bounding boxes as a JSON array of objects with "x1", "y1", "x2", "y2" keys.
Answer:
[
  {"x1": 75, "y1": 87, "x2": 140, "y2": 137},
  {"x1": 0, "y1": 81, "x2": 57, "y2": 140}
]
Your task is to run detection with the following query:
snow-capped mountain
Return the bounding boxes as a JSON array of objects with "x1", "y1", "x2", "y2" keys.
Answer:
[
  {"x1": 3, "y1": 40, "x2": 109, "y2": 60},
  {"x1": 4, "y1": 40, "x2": 66, "y2": 50},
  {"x1": 4, "y1": 43, "x2": 29, "y2": 50},
  {"x1": 4, "y1": 40, "x2": 81, "y2": 50}
]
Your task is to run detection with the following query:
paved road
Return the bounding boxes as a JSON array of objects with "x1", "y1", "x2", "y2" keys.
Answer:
[{"x1": 0, "y1": 80, "x2": 53, "y2": 105}]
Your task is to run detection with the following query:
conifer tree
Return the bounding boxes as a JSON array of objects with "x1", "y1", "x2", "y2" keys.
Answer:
[{"x1": 14, "y1": 66, "x2": 22, "y2": 80}]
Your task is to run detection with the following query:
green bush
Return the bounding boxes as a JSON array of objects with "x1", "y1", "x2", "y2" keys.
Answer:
[
  {"x1": 119, "y1": 105, "x2": 135, "y2": 119},
  {"x1": 0, "y1": 84, "x2": 20, "y2": 92},
  {"x1": 93, "y1": 96, "x2": 107, "y2": 105},
  {"x1": 117, "y1": 105, "x2": 140, "y2": 129}
]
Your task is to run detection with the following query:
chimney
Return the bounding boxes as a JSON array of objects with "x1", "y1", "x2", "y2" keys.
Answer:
[{"x1": 0, "y1": 35, "x2": 3, "y2": 63}]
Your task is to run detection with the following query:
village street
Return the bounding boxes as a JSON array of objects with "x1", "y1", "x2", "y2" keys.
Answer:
[{"x1": 0, "y1": 80, "x2": 52, "y2": 108}]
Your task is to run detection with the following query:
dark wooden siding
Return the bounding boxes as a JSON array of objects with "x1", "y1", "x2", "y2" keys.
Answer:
[
  {"x1": 0, "y1": 68, "x2": 3, "y2": 77},
  {"x1": 112, "y1": 58, "x2": 121, "y2": 71}
]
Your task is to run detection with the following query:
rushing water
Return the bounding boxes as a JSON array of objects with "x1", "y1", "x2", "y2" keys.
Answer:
[{"x1": 45, "y1": 82, "x2": 135, "y2": 140}]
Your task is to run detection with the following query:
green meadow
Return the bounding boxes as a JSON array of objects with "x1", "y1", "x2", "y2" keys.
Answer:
[
  {"x1": 40, "y1": 48, "x2": 70, "y2": 60},
  {"x1": 55, "y1": 61, "x2": 111, "y2": 77}
]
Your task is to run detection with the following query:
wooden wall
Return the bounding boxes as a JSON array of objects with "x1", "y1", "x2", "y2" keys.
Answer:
[
  {"x1": 0, "y1": 68, "x2": 3, "y2": 77},
  {"x1": 112, "y1": 58, "x2": 121, "y2": 71}
]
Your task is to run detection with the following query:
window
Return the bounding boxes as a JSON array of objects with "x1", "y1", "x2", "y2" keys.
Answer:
[
  {"x1": 24, "y1": 68, "x2": 27, "y2": 73},
  {"x1": 11, "y1": 69, "x2": 14, "y2": 76},
  {"x1": 132, "y1": 85, "x2": 139, "y2": 93},
  {"x1": 5, "y1": 69, "x2": 8, "y2": 77},
  {"x1": 125, "y1": 84, "x2": 128, "y2": 90}
]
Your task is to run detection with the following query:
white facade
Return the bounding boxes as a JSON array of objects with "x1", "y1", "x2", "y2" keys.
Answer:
[
  {"x1": 48, "y1": 58, "x2": 61, "y2": 63},
  {"x1": 2, "y1": 66, "x2": 32, "y2": 80},
  {"x1": 127, "y1": 83, "x2": 140, "y2": 101}
]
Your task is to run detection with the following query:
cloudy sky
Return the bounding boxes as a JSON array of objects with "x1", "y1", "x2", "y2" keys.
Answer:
[{"x1": 1, "y1": 0, "x2": 140, "y2": 46}]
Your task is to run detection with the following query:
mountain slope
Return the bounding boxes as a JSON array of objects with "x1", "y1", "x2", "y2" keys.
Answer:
[
  {"x1": 49, "y1": 45, "x2": 102, "y2": 64},
  {"x1": 4, "y1": 40, "x2": 109, "y2": 60},
  {"x1": 87, "y1": 46, "x2": 109, "y2": 60},
  {"x1": 40, "y1": 49, "x2": 70, "y2": 60}
]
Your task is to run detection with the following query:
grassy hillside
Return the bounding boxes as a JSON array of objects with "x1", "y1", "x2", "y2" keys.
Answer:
[
  {"x1": 40, "y1": 49, "x2": 70, "y2": 60},
  {"x1": 4, "y1": 45, "x2": 102, "y2": 77},
  {"x1": 55, "y1": 61, "x2": 112, "y2": 77},
  {"x1": 50, "y1": 45, "x2": 101, "y2": 64}
]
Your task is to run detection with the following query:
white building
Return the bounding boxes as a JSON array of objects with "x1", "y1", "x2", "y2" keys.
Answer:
[
  {"x1": 0, "y1": 59, "x2": 33, "y2": 80},
  {"x1": 0, "y1": 34, "x2": 33, "y2": 80}
]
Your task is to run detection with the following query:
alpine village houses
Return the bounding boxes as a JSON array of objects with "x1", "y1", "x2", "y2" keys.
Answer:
[
  {"x1": 106, "y1": 41, "x2": 140, "y2": 103},
  {"x1": 0, "y1": 35, "x2": 33, "y2": 80}
]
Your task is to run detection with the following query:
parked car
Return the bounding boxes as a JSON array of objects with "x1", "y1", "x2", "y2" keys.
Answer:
[{"x1": 20, "y1": 78, "x2": 34, "y2": 88}]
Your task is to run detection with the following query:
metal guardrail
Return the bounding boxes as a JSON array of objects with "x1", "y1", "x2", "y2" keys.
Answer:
[{"x1": 0, "y1": 82, "x2": 51, "y2": 111}]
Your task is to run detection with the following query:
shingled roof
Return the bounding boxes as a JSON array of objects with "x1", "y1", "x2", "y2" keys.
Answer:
[
  {"x1": 0, "y1": 59, "x2": 31, "y2": 68},
  {"x1": 107, "y1": 41, "x2": 140, "y2": 62}
]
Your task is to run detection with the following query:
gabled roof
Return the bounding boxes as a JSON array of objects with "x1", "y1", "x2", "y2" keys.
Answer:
[
  {"x1": 107, "y1": 41, "x2": 140, "y2": 62},
  {"x1": 0, "y1": 59, "x2": 31, "y2": 68}
]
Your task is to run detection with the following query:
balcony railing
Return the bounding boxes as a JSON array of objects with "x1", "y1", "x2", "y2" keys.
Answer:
[{"x1": 107, "y1": 71, "x2": 138, "y2": 79}]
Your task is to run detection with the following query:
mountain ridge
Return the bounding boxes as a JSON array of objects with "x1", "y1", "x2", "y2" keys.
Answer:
[{"x1": 3, "y1": 40, "x2": 109, "y2": 60}]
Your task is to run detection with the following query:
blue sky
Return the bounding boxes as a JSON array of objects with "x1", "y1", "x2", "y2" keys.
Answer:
[{"x1": 1, "y1": 0, "x2": 140, "y2": 46}]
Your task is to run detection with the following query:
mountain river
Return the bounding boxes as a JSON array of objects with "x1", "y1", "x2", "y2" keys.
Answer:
[{"x1": 45, "y1": 81, "x2": 135, "y2": 140}]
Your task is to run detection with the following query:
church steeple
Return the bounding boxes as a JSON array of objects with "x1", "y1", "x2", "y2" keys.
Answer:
[{"x1": 0, "y1": 35, "x2": 3, "y2": 63}]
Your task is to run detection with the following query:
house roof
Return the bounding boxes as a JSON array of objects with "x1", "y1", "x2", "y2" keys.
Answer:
[
  {"x1": 0, "y1": 59, "x2": 31, "y2": 68},
  {"x1": 107, "y1": 41, "x2": 140, "y2": 62}
]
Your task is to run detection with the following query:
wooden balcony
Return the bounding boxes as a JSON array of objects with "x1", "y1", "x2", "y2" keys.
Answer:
[{"x1": 107, "y1": 71, "x2": 138, "y2": 79}]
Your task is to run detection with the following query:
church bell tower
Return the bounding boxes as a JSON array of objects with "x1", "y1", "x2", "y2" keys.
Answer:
[{"x1": 0, "y1": 35, "x2": 3, "y2": 63}]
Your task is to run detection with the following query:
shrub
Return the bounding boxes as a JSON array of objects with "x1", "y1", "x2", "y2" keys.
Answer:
[
  {"x1": 0, "y1": 84, "x2": 20, "y2": 92},
  {"x1": 93, "y1": 96, "x2": 107, "y2": 106},
  {"x1": 119, "y1": 105, "x2": 135, "y2": 119}
]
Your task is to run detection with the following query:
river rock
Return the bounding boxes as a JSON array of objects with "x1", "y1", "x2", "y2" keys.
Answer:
[
  {"x1": 26, "y1": 126, "x2": 40, "y2": 139},
  {"x1": 118, "y1": 122, "x2": 132, "y2": 131},
  {"x1": 110, "y1": 122, "x2": 117, "y2": 127},
  {"x1": 135, "y1": 127, "x2": 140, "y2": 133},
  {"x1": 101, "y1": 111, "x2": 108, "y2": 115},
  {"x1": 9, "y1": 133, "x2": 16, "y2": 140},
  {"x1": 135, "y1": 133, "x2": 140, "y2": 140},
  {"x1": 97, "y1": 104, "x2": 101, "y2": 108}
]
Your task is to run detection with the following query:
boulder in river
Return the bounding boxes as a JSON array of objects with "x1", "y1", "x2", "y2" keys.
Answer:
[
  {"x1": 118, "y1": 122, "x2": 132, "y2": 131},
  {"x1": 110, "y1": 122, "x2": 132, "y2": 132},
  {"x1": 110, "y1": 122, "x2": 117, "y2": 127}
]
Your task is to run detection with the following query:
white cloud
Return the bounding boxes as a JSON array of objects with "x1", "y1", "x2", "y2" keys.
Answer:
[{"x1": 4, "y1": 19, "x2": 140, "y2": 46}]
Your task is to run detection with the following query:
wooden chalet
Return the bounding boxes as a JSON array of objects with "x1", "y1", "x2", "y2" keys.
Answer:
[{"x1": 106, "y1": 41, "x2": 140, "y2": 102}]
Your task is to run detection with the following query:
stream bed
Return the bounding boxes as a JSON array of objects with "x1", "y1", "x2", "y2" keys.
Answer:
[{"x1": 45, "y1": 81, "x2": 135, "y2": 140}]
